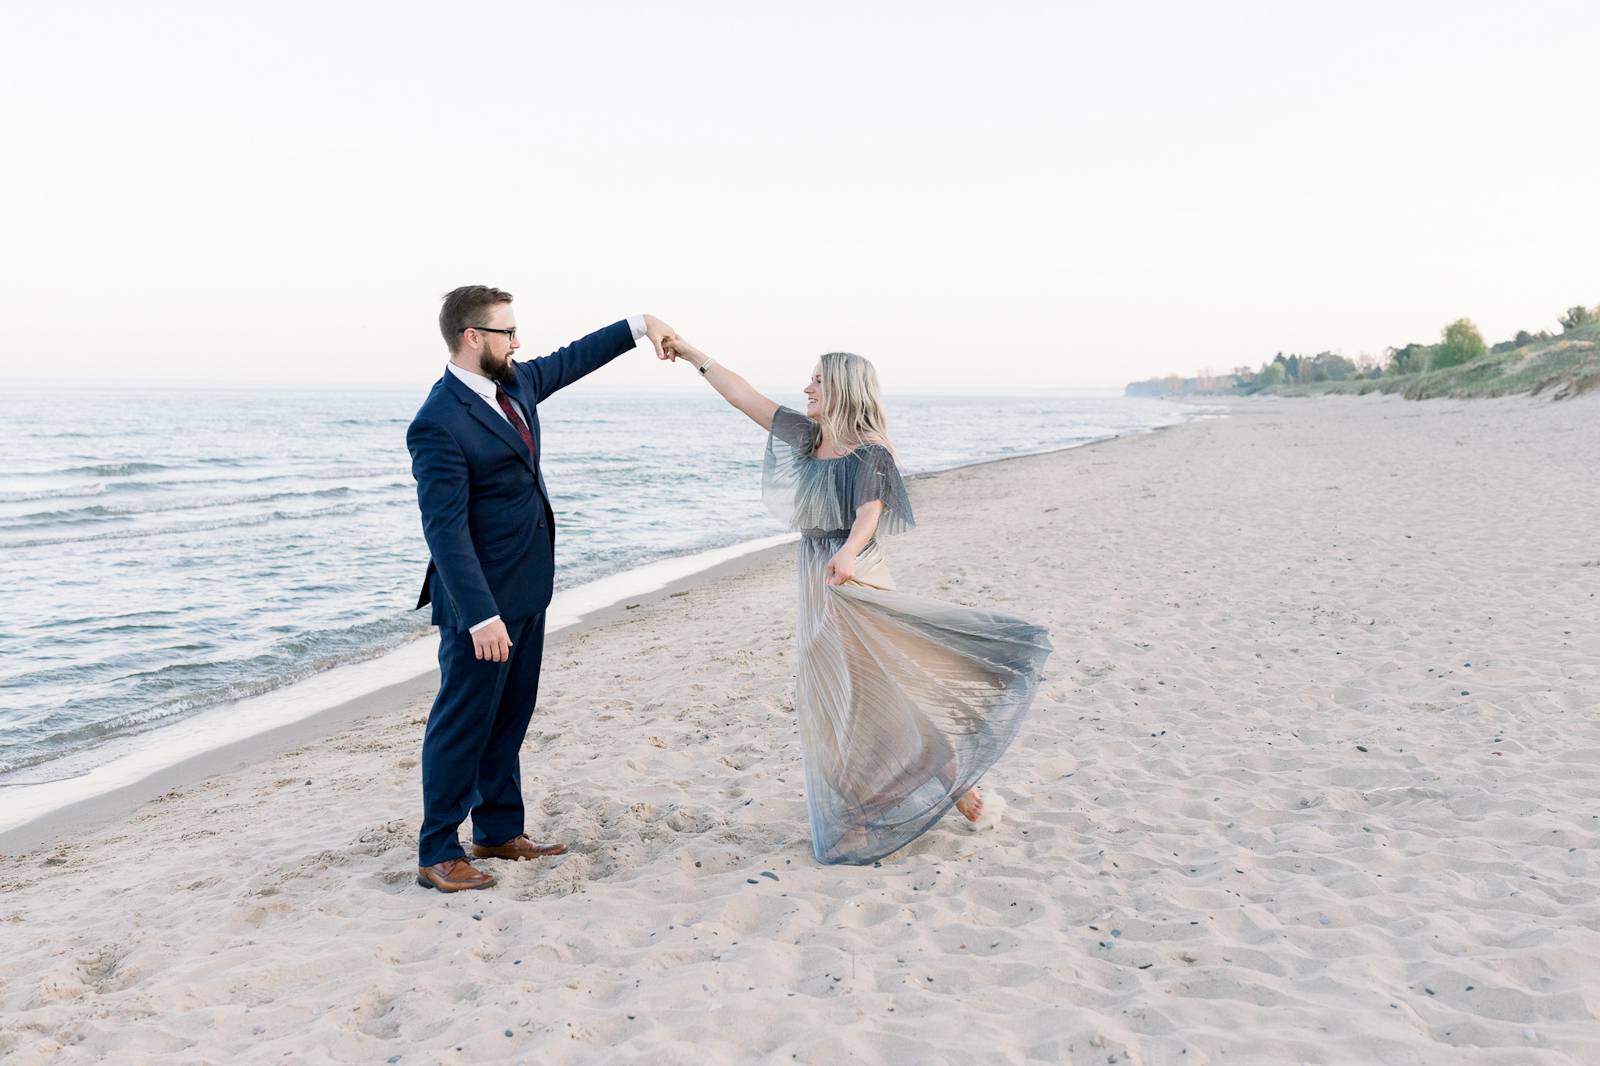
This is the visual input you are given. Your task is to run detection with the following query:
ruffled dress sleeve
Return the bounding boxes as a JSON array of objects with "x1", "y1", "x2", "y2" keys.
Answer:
[
  {"x1": 762, "y1": 406, "x2": 817, "y2": 529},
  {"x1": 848, "y1": 443, "x2": 915, "y2": 536},
  {"x1": 760, "y1": 404, "x2": 917, "y2": 536},
  {"x1": 768, "y1": 404, "x2": 816, "y2": 456}
]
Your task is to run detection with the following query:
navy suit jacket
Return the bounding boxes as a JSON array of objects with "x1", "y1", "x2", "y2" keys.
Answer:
[{"x1": 407, "y1": 319, "x2": 637, "y2": 629}]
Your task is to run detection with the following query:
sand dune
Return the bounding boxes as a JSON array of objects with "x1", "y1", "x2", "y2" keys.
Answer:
[{"x1": 2, "y1": 393, "x2": 1596, "y2": 1064}]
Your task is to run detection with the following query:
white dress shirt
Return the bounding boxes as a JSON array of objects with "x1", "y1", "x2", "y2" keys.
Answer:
[
  {"x1": 446, "y1": 361, "x2": 531, "y2": 426},
  {"x1": 447, "y1": 315, "x2": 648, "y2": 634}
]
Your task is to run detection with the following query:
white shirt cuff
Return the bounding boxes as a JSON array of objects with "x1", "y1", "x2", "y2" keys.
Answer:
[
  {"x1": 627, "y1": 314, "x2": 646, "y2": 340},
  {"x1": 469, "y1": 614, "x2": 502, "y2": 633}
]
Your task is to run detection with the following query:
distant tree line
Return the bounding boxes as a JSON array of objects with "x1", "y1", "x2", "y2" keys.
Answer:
[{"x1": 1125, "y1": 300, "x2": 1599, "y2": 396}]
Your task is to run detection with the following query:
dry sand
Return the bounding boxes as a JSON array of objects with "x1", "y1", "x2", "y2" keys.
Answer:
[{"x1": 1, "y1": 393, "x2": 1596, "y2": 1064}]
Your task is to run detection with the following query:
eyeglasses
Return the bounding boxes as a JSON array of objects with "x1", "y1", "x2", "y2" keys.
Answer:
[{"x1": 464, "y1": 326, "x2": 517, "y2": 340}]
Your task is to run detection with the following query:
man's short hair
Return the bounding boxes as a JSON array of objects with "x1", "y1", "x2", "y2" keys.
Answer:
[{"x1": 440, "y1": 285, "x2": 514, "y2": 353}]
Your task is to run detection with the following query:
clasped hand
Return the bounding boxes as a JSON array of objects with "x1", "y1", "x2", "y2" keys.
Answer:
[
  {"x1": 642, "y1": 314, "x2": 678, "y2": 361},
  {"x1": 648, "y1": 319, "x2": 713, "y2": 370}
]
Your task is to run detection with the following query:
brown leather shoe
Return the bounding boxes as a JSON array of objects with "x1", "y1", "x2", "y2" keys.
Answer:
[
  {"x1": 469, "y1": 834, "x2": 568, "y2": 861},
  {"x1": 416, "y1": 858, "x2": 496, "y2": 892}
]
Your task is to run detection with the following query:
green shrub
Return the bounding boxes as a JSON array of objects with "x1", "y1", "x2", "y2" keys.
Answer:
[
  {"x1": 1255, "y1": 362, "x2": 1287, "y2": 388},
  {"x1": 1433, "y1": 318, "x2": 1487, "y2": 370},
  {"x1": 1560, "y1": 305, "x2": 1595, "y2": 332}
]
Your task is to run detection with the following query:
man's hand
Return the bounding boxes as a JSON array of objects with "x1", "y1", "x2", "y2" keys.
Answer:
[
  {"x1": 472, "y1": 618, "x2": 513, "y2": 663},
  {"x1": 642, "y1": 315, "x2": 676, "y2": 361}
]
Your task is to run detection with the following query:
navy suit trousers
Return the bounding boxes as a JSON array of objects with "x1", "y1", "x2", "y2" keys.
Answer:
[{"x1": 418, "y1": 613, "x2": 548, "y2": 866}]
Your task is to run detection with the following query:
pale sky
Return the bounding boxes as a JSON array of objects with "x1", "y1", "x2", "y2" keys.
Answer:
[{"x1": 2, "y1": 1, "x2": 1596, "y2": 390}]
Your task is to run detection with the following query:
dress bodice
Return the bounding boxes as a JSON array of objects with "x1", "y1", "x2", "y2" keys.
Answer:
[{"x1": 762, "y1": 406, "x2": 915, "y2": 536}]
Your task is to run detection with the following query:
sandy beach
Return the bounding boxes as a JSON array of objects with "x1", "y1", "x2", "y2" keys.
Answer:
[{"x1": 2, "y1": 393, "x2": 1597, "y2": 1065}]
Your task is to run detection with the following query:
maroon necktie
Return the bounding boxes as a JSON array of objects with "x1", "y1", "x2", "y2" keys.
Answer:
[{"x1": 495, "y1": 388, "x2": 536, "y2": 466}]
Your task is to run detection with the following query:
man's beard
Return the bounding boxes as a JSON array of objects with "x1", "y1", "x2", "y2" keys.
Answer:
[{"x1": 478, "y1": 348, "x2": 516, "y2": 386}]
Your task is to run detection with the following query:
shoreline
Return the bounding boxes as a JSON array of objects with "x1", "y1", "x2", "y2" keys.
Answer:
[
  {"x1": 0, "y1": 535, "x2": 795, "y2": 854},
  {"x1": 0, "y1": 424, "x2": 1180, "y2": 854}
]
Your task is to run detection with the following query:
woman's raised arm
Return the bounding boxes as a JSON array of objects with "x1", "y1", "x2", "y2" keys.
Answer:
[{"x1": 664, "y1": 336, "x2": 780, "y2": 431}]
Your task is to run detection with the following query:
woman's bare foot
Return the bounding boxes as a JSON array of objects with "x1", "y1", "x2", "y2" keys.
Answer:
[{"x1": 955, "y1": 787, "x2": 983, "y2": 823}]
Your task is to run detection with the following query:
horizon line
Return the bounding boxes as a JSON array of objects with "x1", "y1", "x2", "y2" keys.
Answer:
[{"x1": 3, "y1": 377, "x2": 1135, "y2": 395}]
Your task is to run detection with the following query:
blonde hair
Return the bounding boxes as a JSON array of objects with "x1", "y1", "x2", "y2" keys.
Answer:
[{"x1": 812, "y1": 351, "x2": 893, "y2": 455}]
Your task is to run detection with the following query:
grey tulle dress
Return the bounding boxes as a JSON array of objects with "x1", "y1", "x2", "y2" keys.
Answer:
[{"x1": 764, "y1": 406, "x2": 1053, "y2": 865}]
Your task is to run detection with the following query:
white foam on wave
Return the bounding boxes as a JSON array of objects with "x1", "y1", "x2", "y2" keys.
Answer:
[{"x1": 0, "y1": 531, "x2": 797, "y2": 837}]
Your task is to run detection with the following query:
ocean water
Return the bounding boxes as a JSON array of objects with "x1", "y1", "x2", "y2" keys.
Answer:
[{"x1": 0, "y1": 384, "x2": 1200, "y2": 783}]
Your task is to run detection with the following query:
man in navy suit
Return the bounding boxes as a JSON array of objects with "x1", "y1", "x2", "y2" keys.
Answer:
[{"x1": 408, "y1": 284, "x2": 674, "y2": 892}]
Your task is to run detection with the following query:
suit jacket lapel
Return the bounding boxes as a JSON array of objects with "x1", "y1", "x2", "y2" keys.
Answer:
[{"x1": 444, "y1": 370, "x2": 534, "y2": 473}]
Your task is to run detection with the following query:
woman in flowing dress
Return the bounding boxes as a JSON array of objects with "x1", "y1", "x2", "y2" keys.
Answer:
[{"x1": 664, "y1": 339, "x2": 1053, "y2": 865}]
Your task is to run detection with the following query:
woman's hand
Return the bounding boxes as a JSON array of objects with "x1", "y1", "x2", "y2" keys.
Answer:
[
  {"x1": 663, "y1": 335, "x2": 707, "y2": 368},
  {"x1": 825, "y1": 547, "x2": 858, "y2": 586}
]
